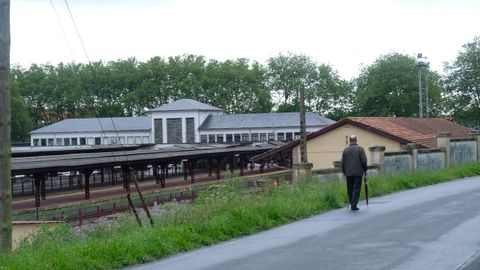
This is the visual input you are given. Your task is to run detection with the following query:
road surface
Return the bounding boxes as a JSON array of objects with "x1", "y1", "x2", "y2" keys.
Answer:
[{"x1": 128, "y1": 176, "x2": 480, "y2": 270}]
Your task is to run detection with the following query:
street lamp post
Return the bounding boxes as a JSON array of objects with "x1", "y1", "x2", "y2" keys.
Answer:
[{"x1": 416, "y1": 53, "x2": 430, "y2": 118}]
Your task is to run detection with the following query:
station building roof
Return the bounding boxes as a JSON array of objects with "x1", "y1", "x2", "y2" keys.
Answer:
[
  {"x1": 30, "y1": 117, "x2": 151, "y2": 134},
  {"x1": 198, "y1": 112, "x2": 335, "y2": 130},
  {"x1": 149, "y1": 99, "x2": 224, "y2": 112}
]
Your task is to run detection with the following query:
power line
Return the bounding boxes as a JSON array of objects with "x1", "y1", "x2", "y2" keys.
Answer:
[
  {"x1": 49, "y1": 0, "x2": 75, "y2": 61},
  {"x1": 64, "y1": 0, "x2": 90, "y2": 62}
]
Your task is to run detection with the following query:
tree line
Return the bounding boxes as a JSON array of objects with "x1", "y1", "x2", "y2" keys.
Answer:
[{"x1": 10, "y1": 37, "x2": 480, "y2": 142}]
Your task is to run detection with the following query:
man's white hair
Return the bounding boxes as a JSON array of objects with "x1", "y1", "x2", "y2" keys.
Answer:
[{"x1": 349, "y1": 135, "x2": 357, "y2": 143}]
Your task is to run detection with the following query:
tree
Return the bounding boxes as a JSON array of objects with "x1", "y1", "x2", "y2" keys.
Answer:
[
  {"x1": 354, "y1": 53, "x2": 443, "y2": 117},
  {"x1": 444, "y1": 37, "x2": 480, "y2": 127},
  {"x1": 204, "y1": 59, "x2": 272, "y2": 113},
  {"x1": 10, "y1": 75, "x2": 32, "y2": 142},
  {"x1": 266, "y1": 53, "x2": 317, "y2": 111},
  {"x1": 266, "y1": 53, "x2": 351, "y2": 117}
]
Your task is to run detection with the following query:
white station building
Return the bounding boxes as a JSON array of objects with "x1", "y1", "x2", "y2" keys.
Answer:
[{"x1": 30, "y1": 99, "x2": 335, "y2": 147}]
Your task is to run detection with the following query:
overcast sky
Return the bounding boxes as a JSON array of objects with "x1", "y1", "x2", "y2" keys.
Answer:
[{"x1": 10, "y1": 0, "x2": 480, "y2": 79}]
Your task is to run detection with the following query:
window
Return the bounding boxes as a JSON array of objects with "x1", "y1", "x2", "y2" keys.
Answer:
[
  {"x1": 95, "y1": 137, "x2": 101, "y2": 145},
  {"x1": 56, "y1": 138, "x2": 63, "y2": 146},
  {"x1": 47, "y1": 138, "x2": 54, "y2": 146},
  {"x1": 33, "y1": 139, "x2": 39, "y2": 146},
  {"x1": 135, "y1": 136, "x2": 141, "y2": 144},
  {"x1": 111, "y1": 137, "x2": 118, "y2": 144},
  {"x1": 79, "y1": 137, "x2": 86, "y2": 145},
  {"x1": 268, "y1": 133, "x2": 275, "y2": 141},
  {"x1": 71, "y1": 138, "x2": 78, "y2": 145},
  {"x1": 40, "y1": 138, "x2": 47, "y2": 146},
  {"x1": 286, "y1": 133, "x2": 293, "y2": 140},
  {"x1": 260, "y1": 133, "x2": 267, "y2": 142},
  {"x1": 234, "y1": 134, "x2": 241, "y2": 142},
  {"x1": 277, "y1": 133, "x2": 285, "y2": 141},
  {"x1": 208, "y1": 134, "x2": 216, "y2": 143},
  {"x1": 294, "y1": 132, "x2": 301, "y2": 139},
  {"x1": 64, "y1": 138, "x2": 71, "y2": 146},
  {"x1": 216, "y1": 134, "x2": 224, "y2": 143},
  {"x1": 142, "y1": 136, "x2": 149, "y2": 143},
  {"x1": 103, "y1": 137, "x2": 110, "y2": 144},
  {"x1": 242, "y1": 133, "x2": 249, "y2": 141},
  {"x1": 201, "y1": 135, "x2": 208, "y2": 143},
  {"x1": 119, "y1": 137, "x2": 125, "y2": 144},
  {"x1": 251, "y1": 133, "x2": 259, "y2": 142},
  {"x1": 127, "y1": 136, "x2": 134, "y2": 144},
  {"x1": 226, "y1": 134, "x2": 233, "y2": 143},
  {"x1": 87, "y1": 137, "x2": 94, "y2": 145}
]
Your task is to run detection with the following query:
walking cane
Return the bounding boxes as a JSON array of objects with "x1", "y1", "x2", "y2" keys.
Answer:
[{"x1": 364, "y1": 172, "x2": 369, "y2": 206}]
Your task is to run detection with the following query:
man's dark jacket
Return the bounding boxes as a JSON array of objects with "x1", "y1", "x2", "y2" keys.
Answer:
[{"x1": 341, "y1": 143, "x2": 368, "y2": 177}]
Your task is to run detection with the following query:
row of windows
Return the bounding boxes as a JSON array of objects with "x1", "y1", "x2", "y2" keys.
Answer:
[
  {"x1": 200, "y1": 132, "x2": 301, "y2": 143},
  {"x1": 32, "y1": 136, "x2": 150, "y2": 147}
]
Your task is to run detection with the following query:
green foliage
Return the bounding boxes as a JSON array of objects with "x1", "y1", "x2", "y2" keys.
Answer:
[
  {"x1": 12, "y1": 55, "x2": 274, "y2": 134},
  {"x1": 10, "y1": 74, "x2": 33, "y2": 142},
  {"x1": 2, "y1": 162, "x2": 480, "y2": 269},
  {"x1": 266, "y1": 53, "x2": 352, "y2": 116},
  {"x1": 353, "y1": 53, "x2": 444, "y2": 117},
  {"x1": 444, "y1": 37, "x2": 480, "y2": 128}
]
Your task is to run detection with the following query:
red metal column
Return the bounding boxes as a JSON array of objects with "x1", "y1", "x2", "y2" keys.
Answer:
[
  {"x1": 208, "y1": 158, "x2": 213, "y2": 177},
  {"x1": 161, "y1": 163, "x2": 166, "y2": 188},
  {"x1": 189, "y1": 159, "x2": 196, "y2": 184},
  {"x1": 153, "y1": 164, "x2": 160, "y2": 184},
  {"x1": 33, "y1": 173, "x2": 43, "y2": 207},
  {"x1": 230, "y1": 155, "x2": 235, "y2": 175},
  {"x1": 83, "y1": 169, "x2": 92, "y2": 200},
  {"x1": 239, "y1": 155, "x2": 244, "y2": 176},
  {"x1": 183, "y1": 160, "x2": 188, "y2": 181},
  {"x1": 41, "y1": 174, "x2": 46, "y2": 200},
  {"x1": 111, "y1": 167, "x2": 116, "y2": 185},
  {"x1": 122, "y1": 166, "x2": 131, "y2": 192},
  {"x1": 216, "y1": 157, "x2": 221, "y2": 179}
]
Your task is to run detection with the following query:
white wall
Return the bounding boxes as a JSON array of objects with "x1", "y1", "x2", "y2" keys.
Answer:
[
  {"x1": 31, "y1": 130, "x2": 151, "y2": 147},
  {"x1": 150, "y1": 110, "x2": 223, "y2": 144},
  {"x1": 198, "y1": 125, "x2": 324, "y2": 143}
]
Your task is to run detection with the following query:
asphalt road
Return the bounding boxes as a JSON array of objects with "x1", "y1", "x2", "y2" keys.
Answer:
[{"x1": 128, "y1": 176, "x2": 480, "y2": 270}]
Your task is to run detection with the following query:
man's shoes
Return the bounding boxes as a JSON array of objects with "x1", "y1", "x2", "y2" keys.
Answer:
[{"x1": 351, "y1": 206, "x2": 359, "y2": 211}]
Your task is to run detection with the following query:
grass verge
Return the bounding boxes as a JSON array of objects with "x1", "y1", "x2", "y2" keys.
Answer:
[{"x1": 1, "y1": 162, "x2": 480, "y2": 270}]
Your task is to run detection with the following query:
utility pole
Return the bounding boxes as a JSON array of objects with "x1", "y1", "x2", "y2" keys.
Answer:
[
  {"x1": 417, "y1": 63, "x2": 423, "y2": 118},
  {"x1": 299, "y1": 84, "x2": 308, "y2": 164},
  {"x1": 0, "y1": 0, "x2": 12, "y2": 252},
  {"x1": 293, "y1": 82, "x2": 312, "y2": 181},
  {"x1": 416, "y1": 53, "x2": 430, "y2": 118}
]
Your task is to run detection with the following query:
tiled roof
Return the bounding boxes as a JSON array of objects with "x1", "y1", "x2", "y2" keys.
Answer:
[
  {"x1": 149, "y1": 99, "x2": 223, "y2": 112},
  {"x1": 30, "y1": 117, "x2": 151, "y2": 134},
  {"x1": 198, "y1": 112, "x2": 335, "y2": 130},
  {"x1": 349, "y1": 117, "x2": 472, "y2": 148},
  {"x1": 252, "y1": 117, "x2": 472, "y2": 162}
]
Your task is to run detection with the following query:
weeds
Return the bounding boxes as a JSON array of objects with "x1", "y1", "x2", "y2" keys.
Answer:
[{"x1": 1, "y1": 162, "x2": 480, "y2": 270}]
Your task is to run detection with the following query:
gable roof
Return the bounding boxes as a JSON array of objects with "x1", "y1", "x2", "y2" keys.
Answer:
[
  {"x1": 198, "y1": 112, "x2": 335, "y2": 130},
  {"x1": 149, "y1": 99, "x2": 223, "y2": 112},
  {"x1": 348, "y1": 117, "x2": 472, "y2": 148},
  {"x1": 30, "y1": 117, "x2": 151, "y2": 134},
  {"x1": 252, "y1": 117, "x2": 472, "y2": 162}
]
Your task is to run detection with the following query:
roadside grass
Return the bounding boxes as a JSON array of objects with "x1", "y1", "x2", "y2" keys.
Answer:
[{"x1": 1, "y1": 162, "x2": 480, "y2": 270}]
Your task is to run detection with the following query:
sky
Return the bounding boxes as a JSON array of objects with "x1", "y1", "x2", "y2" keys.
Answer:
[{"x1": 10, "y1": 0, "x2": 480, "y2": 79}]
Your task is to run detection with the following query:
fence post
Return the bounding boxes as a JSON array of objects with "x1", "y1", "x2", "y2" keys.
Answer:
[
  {"x1": 471, "y1": 130, "x2": 480, "y2": 161},
  {"x1": 405, "y1": 143, "x2": 418, "y2": 171},
  {"x1": 369, "y1": 145, "x2": 385, "y2": 175},
  {"x1": 437, "y1": 132, "x2": 451, "y2": 168},
  {"x1": 333, "y1": 160, "x2": 344, "y2": 182}
]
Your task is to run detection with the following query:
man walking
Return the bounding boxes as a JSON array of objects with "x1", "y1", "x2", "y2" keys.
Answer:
[{"x1": 341, "y1": 135, "x2": 367, "y2": 211}]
